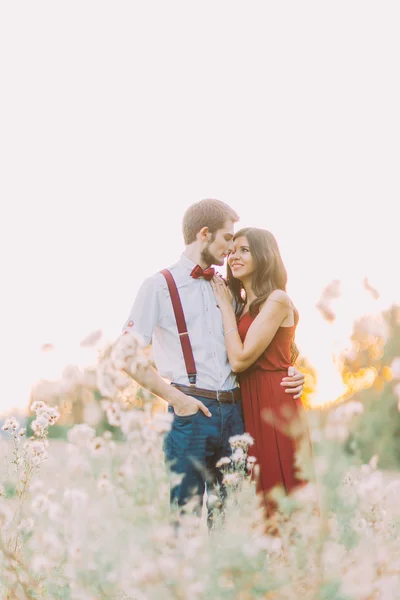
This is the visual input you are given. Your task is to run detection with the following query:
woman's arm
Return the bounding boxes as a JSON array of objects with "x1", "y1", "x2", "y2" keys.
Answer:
[{"x1": 211, "y1": 278, "x2": 290, "y2": 372}]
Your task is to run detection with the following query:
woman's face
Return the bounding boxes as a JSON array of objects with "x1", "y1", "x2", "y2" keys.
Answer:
[{"x1": 228, "y1": 236, "x2": 255, "y2": 280}]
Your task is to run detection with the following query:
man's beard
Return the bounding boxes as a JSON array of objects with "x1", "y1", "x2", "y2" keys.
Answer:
[{"x1": 201, "y1": 244, "x2": 224, "y2": 267}]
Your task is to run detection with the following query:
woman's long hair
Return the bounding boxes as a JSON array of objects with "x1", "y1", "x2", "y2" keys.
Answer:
[{"x1": 227, "y1": 227, "x2": 299, "y2": 363}]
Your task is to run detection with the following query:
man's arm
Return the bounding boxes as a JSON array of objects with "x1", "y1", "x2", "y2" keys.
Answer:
[
  {"x1": 122, "y1": 276, "x2": 211, "y2": 417},
  {"x1": 124, "y1": 359, "x2": 211, "y2": 417}
]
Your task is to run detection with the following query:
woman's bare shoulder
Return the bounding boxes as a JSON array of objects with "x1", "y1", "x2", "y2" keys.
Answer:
[{"x1": 266, "y1": 289, "x2": 292, "y2": 307}]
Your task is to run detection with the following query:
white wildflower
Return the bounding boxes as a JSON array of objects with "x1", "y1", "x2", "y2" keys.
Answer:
[
  {"x1": 152, "y1": 411, "x2": 173, "y2": 434},
  {"x1": 357, "y1": 471, "x2": 383, "y2": 498},
  {"x1": 120, "y1": 410, "x2": 145, "y2": 436},
  {"x1": 341, "y1": 560, "x2": 375, "y2": 598},
  {"x1": 385, "y1": 479, "x2": 400, "y2": 495},
  {"x1": 158, "y1": 555, "x2": 178, "y2": 575},
  {"x1": 246, "y1": 457, "x2": 257, "y2": 472},
  {"x1": 324, "y1": 423, "x2": 349, "y2": 443},
  {"x1": 103, "y1": 402, "x2": 122, "y2": 427},
  {"x1": 35, "y1": 531, "x2": 64, "y2": 561},
  {"x1": 354, "y1": 314, "x2": 389, "y2": 342},
  {"x1": 106, "y1": 571, "x2": 118, "y2": 584},
  {"x1": 2, "y1": 417, "x2": 20, "y2": 432},
  {"x1": 31, "y1": 494, "x2": 51, "y2": 515},
  {"x1": 310, "y1": 428, "x2": 323, "y2": 443},
  {"x1": 206, "y1": 494, "x2": 220, "y2": 510},
  {"x1": 260, "y1": 535, "x2": 283, "y2": 554},
  {"x1": 116, "y1": 464, "x2": 133, "y2": 481},
  {"x1": 66, "y1": 450, "x2": 91, "y2": 475},
  {"x1": 129, "y1": 560, "x2": 156, "y2": 585},
  {"x1": 244, "y1": 534, "x2": 282, "y2": 556},
  {"x1": 29, "y1": 479, "x2": 44, "y2": 494},
  {"x1": 105, "y1": 402, "x2": 121, "y2": 427},
  {"x1": 68, "y1": 542, "x2": 83, "y2": 562},
  {"x1": 90, "y1": 436, "x2": 106, "y2": 456},
  {"x1": 83, "y1": 401, "x2": 103, "y2": 427},
  {"x1": 64, "y1": 488, "x2": 89, "y2": 508},
  {"x1": 292, "y1": 483, "x2": 319, "y2": 504},
  {"x1": 18, "y1": 517, "x2": 35, "y2": 535},
  {"x1": 30, "y1": 454, "x2": 45, "y2": 467},
  {"x1": 341, "y1": 344, "x2": 359, "y2": 362},
  {"x1": 330, "y1": 401, "x2": 364, "y2": 422},
  {"x1": 100, "y1": 399, "x2": 112, "y2": 411},
  {"x1": 97, "y1": 474, "x2": 113, "y2": 492},
  {"x1": 229, "y1": 433, "x2": 254, "y2": 449},
  {"x1": 353, "y1": 517, "x2": 368, "y2": 533},
  {"x1": 369, "y1": 454, "x2": 379, "y2": 470},
  {"x1": 25, "y1": 439, "x2": 49, "y2": 464},
  {"x1": 322, "y1": 541, "x2": 346, "y2": 571},
  {"x1": 67, "y1": 423, "x2": 96, "y2": 446},
  {"x1": 232, "y1": 448, "x2": 245, "y2": 463},
  {"x1": 374, "y1": 576, "x2": 399, "y2": 600},
  {"x1": 96, "y1": 360, "x2": 119, "y2": 399},
  {"x1": 31, "y1": 555, "x2": 52, "y2": 576},
  {"x1": 325, "y1": 401, "x2": 364, "y2": 441},
  {"x1": 150, "y1": 524, "x2": 175, "y2": 544},
  {"x1": 47, "y1": 406, "x2": 60, "y2": 425},
  {"x1": 30, "y1": 400, "x2": 47, "y2": 413},
  {"x1": 62, "y1": 364, "x2": 84, "y2": 386},
  {"x1": 222, "y1": 472, "x2": 240, "y2": 486},
  {"x1": 186, "y1": 581, "x2": 206, "y2": 598},
  {"x1": 112, "y1": 331, "x2": 145, "y2": 363},
  {"x1": 31, "y1": 413, "x2": 50, "y2": 436},
  {"x1": 48, "y1": 501, "x2": 62, "y2": 522}
]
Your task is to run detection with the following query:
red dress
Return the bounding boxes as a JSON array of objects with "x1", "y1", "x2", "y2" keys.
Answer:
[{"x1": 238, "y1": 312, "x2": 309, "y2": 514}]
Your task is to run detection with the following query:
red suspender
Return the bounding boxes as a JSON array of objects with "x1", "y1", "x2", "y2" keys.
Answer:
[{"x1": 160, "y1": 269, "x2": 197, "y2": 386}]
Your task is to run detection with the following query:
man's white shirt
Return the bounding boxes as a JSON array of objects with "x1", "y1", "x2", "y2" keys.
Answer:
[{"x1": 122, "y1": 254, "x2": 238, "y2": 391}]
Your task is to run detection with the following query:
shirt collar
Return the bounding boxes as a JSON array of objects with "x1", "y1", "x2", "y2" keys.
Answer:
[{"x1": 180, "y1": 253, "x2": 198, "y2": 271}]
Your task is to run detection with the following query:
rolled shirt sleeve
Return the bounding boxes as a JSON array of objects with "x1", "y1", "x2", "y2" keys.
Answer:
[{"x1": 122, "y1": 276, "x2": 159, "y2": 346}]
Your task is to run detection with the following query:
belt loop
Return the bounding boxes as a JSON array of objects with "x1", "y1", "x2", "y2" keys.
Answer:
[
  {"x1": 231, "y1": 389, "x2": 235, "y2": 405},
  {"x1": 216, "y1": 390, "x2": 220, "y2": 403}
]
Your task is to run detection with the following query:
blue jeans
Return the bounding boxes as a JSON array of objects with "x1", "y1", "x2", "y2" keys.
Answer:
[{"x1": 164, "y1": 392, "x2": 245, "y2": 519}]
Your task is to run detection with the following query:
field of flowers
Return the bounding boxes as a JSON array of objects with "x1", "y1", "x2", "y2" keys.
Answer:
[{"x1": 1, "y1": 330, "x2": 400, "y2": 599}]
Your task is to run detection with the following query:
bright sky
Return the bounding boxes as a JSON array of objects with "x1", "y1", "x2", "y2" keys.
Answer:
[{"x1": 1, "y1": 2, "x2": 399, "y2": 415}]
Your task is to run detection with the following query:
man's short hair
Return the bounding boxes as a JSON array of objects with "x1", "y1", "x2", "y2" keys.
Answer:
[{"x1": 182, "y1": 199, "x2": 239, "y2": 245}]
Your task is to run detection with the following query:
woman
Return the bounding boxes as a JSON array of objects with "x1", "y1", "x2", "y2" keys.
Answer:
[{"x1": 211, "y1": 227, "x2": 310, "y2": 517}]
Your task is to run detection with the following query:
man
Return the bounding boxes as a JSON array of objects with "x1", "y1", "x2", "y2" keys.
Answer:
[{"x1": 122, "y1": 199, "x2": 304, "y2": 517}]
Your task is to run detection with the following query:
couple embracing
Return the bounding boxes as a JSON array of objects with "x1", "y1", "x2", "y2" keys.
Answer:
[{"x1": 123, "y1": 199, "x2": 310, "y2": 521}]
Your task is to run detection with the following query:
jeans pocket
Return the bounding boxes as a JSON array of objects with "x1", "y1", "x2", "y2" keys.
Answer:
[
  {"x1": 168, "y1": 404, "x2": 198, "y2": 420},
  {"x1": 174, "y1": 411, "x2": 199, "y2": 423}
]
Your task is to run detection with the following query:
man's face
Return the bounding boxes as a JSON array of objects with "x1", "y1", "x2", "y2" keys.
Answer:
[{"x1": 201, "y1": 220, "x2": 235, "y2": 266}]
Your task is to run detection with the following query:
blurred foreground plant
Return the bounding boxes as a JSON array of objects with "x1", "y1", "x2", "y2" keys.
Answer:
[{"x1": 0, "y1": 331, "x2": 399, "y2": 599}]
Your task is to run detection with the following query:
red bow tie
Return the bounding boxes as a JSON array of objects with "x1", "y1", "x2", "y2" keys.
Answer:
[{"x1": 190, "y1": 265, "x2": 215, "y2": 281}]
